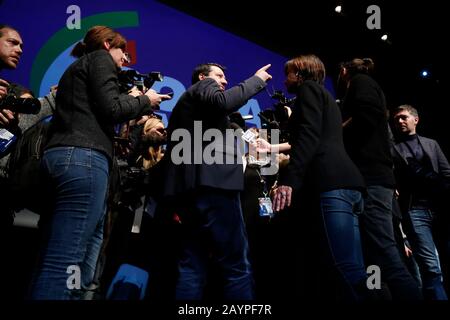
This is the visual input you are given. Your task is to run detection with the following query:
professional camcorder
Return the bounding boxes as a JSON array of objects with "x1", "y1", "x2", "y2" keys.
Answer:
[
  {"x1": 271, "y1": 90, "x2": 296, "y2": 108},
  {"x1": 257, "y1": 90, "x2": 294, "y2": 143},
  {"x1": 118, "y1": 69, "x2": 164, "y2": 93},
  {"x1": 0, "y1": 93, "x2": 41, "y2": 114}
]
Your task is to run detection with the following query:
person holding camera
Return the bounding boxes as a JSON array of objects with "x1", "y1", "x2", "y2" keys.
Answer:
[
  {"x1": 0, "y1": 24, "x2": 23, "y2": 130},
  {"x1": 391, "y1": 104, "x2": 450, "y2": 300},
  {"x1": 0, "y1": 24, "x2": 23, "y2": 157},
  {"x1": 0, "y1": 22, "x2": 28, "y2": 298},
  {"x1": 29, "y1": 25, "x2": 170, "y2": 300},
  {"x1": 1, "y1": 23, "x2": 23, "y2": 225}
]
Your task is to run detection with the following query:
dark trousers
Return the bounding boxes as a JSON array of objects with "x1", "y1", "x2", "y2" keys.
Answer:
[
  {"x1": 0, "y1": 182, "x2": 14, "y2": 299},
  {"x1": 175, "y1": 187, "x2": 254, "y2": 300},
  {"x1": 361, "y1": 185, "x2": 423, "y2": 300}
]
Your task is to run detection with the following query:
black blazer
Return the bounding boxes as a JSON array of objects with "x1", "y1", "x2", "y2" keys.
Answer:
[
  {"x1": 280, "y1": 80, "x2": 365, "y2": 193},
  {"x1": 45, "y1": 50, "x2": 152, "y2": 161},
  {"x1": 391, "y1": 134, "x2": 450, "y2": 211},
  {"x1": 163, "y1": 76, "x2": 266, "y2": 196},
  {"x1": 341, "y1": 73, "x2": 395, "y2": 187}
]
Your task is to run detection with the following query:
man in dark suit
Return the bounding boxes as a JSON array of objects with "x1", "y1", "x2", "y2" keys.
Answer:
[
  {"x1": 391, "y1": 104, "x2": 450, "y2": 300},
  {"x1": 163, "y1": 62, "x2": 272, "y2": 300}
]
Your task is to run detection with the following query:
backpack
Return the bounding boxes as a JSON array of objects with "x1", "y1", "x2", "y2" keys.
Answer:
[{"x1": 7, "y1": 115, "x2": 53, "y2": 214}]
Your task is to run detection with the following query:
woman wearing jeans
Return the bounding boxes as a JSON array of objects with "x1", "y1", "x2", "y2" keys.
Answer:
[
  {"x1": 29, "y1": 26, "x2": 170, "y2": 299},
  {"x1": 272, "y1": 55, "x2": 368, "y2": 300}
]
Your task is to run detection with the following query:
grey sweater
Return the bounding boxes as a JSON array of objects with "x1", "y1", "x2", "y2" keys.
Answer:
[{"x1": 0, "y1": 92, "x2": 55, "y2": 179}]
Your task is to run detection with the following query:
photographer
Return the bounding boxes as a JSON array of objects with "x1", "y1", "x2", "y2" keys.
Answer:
[
  {"x1": 0, "y1": 24, "x2": 23, "y2": 131},
  {"x1": 1, "y1": 23, "x2": 23, "y2": 217},
  {"x1": 254, "y1": 97, "x2": 292, "y2": 154},
  {"x1": 28, "y1": 25, "x2": 171, "y2": 300},
  {"x1": 1, "y1": 24, "x2": 23, "y2": 158},
  {"x1": 126, "y1": 114, "x2": 166, "y2": 167},
  {"x1": 0, "y1": 23, "x2": 24, "y2": 299},
  {"x1": 112, "y1": 114, "x2": 167, "y2": 212}
]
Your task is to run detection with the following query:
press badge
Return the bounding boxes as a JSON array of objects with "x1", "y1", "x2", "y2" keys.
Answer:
[
  {"x1": 258, "y1": 197, "x2": 274, "y2": 218},
  {"x1": 0, "y1": 128, "x2": 17, "y2": 155},
  {"x1": 144, "y1": 196, "x2": 158, "y2": 218},
  {"x1": 242, "y1": 129, "x2": 257, "y2": 143}
]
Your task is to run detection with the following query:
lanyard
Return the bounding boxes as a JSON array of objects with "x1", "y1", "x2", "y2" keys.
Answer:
[{"x1": 256, "y1": 168, "x2": 269, "y2": 197}]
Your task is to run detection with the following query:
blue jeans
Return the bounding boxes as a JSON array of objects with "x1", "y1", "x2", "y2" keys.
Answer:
[
  {"x1": 30, "y1": 147, "x2": 109, "y2": 300},
  {"x1": 175, "y1": 188, "x2": 254, "y2": 300},
  {"x1": 408, "y1": 209, "x2": 448, "y2": 300},
  {"x1": 320, "y1": 189, "x2": 367, "y2": 299}
]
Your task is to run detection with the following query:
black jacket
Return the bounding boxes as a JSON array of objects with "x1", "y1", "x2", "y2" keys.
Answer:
[
  {"x1": 341, "y1": 73, "x2": 395, "y2": 187},
  {"x1": 45, "y1": 49, "x2": 152, "y2": 161},
  {"x1": 163, "y1": 76, "x2": 266, "y2": 196},
  {"x1": 280, "y1": 80, "x2": 365, "y2": 193},
  {"x1": 391, "y1": 134, "x2": 450, "y2": 211}
]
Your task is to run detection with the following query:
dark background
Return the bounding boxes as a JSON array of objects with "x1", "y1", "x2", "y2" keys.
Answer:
[{"x1": 158, "y1": 0, "x2": 449, "y2": 156}]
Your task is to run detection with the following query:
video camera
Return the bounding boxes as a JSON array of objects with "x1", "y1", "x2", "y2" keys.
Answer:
[
  {"x1": 0, "y1": 93, "x2": 41, "y2": 114},
  {"x1": 118, "y1": 69, "x2": 164, "y2": 93},
  {"x1": 257, "y1": 90, "x2": 294, "y2": 143},
  {"x1": 271, "y1": 90, "x2": 296, "y2": 108}
]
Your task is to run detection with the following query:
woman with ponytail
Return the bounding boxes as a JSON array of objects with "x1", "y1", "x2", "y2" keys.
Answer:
[
  {"x1": 338, "y1": 58, "x2": 423, "y2": 300},
  {"x1": 29, "y1": 26, "x2": 170, "y2": 300}
]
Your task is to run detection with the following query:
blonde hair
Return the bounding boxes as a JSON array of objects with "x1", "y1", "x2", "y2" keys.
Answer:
[{"x1": 138, "y1": 117, "x2": 165, "y2": 170}]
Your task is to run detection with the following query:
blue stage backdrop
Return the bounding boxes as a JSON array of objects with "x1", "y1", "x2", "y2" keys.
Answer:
[{"x1": 0, "y1": 0, "x2": 334, "y2": 127}]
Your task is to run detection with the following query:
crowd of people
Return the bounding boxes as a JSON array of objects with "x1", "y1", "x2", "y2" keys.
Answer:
[{"x1": 1, "y1": 24, "x2": 449, "y2": 301}]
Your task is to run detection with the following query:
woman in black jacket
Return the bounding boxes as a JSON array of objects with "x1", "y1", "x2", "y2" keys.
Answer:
[
  {"x1": 272, "y1": 54, "x2": 368, "y2": 300},
  {"x1": 30, "y1": 26, "x2": 170, "y2": 300},
  {"x1": 338, "y1": 58, "x2": 422, "y2": 300}
]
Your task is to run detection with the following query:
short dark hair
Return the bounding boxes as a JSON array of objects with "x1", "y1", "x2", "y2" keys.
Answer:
[
  {"x1": 0, "y1": 24, "x2": 19, "y2": 37},
  {"x1": 393, "y1": 104, "x2": 419, "y2": 118},
  {"x1": 191, "y1": 63, "x2": 226, "y2": 85}
]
